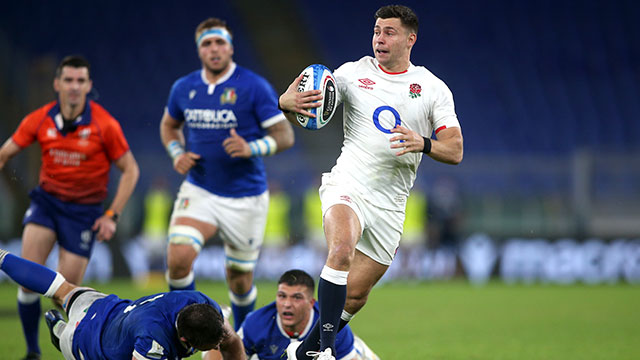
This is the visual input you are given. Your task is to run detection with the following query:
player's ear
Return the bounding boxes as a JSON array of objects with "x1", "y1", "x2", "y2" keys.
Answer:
[
  {"x1": 407, "y1": 32, "x2": 417, "y2": 47},
  {"x1": 53, "y1": 77, "x2": 60, "y2": 92}
]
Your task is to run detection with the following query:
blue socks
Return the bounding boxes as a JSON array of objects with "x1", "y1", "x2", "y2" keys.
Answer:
[
  {"x1": 298, "y1": 266, "x2": 348, "y2": 359},
  {"x1": 317, "y1": 277, "x2": 346, "y2": 355},
  {"x1": 298, "y1": 321, "x2": 321, "y2": 359},
  {"x1": 18, "y1": 290, "x2": 41, "y2": 356},
  {"x1": 229, "y1": 285, "x2": 257, "y2": 330},
  {"x1": 297, "y1": 311, "x2": 353, "y2": 360}
]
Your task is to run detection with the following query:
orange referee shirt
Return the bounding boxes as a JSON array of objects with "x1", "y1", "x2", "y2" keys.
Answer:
[{"x1": 12, "y1": 100, "x2": 130, "y2": 204}]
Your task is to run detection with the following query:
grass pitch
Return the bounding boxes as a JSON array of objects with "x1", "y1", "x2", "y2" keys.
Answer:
[{"x1": 0, "y1": 279, "x2": 638, "y2": 359}]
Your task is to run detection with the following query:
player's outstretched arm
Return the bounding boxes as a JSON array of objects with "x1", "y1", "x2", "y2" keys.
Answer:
[
  {"x1": 92, "y1": 150, "x2": 140, "y2": 241},
  {"x1": 278, "y1": 74, "x2": 323, "y2": 126},
  {"x1": 160, "y1": 110, "x2": 201, "y2": 174},
  {"x1": 0, "y1": 138, "x2": 21, "y2": 170}
]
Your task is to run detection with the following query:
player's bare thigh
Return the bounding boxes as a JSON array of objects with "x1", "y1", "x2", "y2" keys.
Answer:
[
  {"x1": 323, "y1": 204, "x2": 362, "y2": 271},
  {"x1": 21, "y1": 223, "x2": 57, "y2": 264},
  {"x1": 344, "y1": 249, "x2": 388, "y2": 315},
  {"x1": 57, "y1": 248, "x2": 89, "y2": 285},
  {"x1": 167, "y1": 216, "x2": 218, "y2": 277},
  {"x1": 20, "y1": 224, "x2": 57, "y2": 292}
]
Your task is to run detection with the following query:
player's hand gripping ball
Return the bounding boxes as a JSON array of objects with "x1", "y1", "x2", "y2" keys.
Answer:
[{"x1": 296, "y1": 64, "x2": 337, "y2": 130}]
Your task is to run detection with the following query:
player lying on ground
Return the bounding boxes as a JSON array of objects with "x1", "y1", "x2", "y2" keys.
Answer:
[{"x1": 0, "y1": 248, "x2": 244, "y2": 360}]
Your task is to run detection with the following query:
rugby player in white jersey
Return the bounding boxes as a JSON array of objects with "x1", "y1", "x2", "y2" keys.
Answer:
[{"x1": 278, "y1": 5, "x2": 463, "y2": 360}]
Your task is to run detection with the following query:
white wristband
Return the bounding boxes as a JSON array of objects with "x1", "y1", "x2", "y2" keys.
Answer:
[
  {"x1": 248, "y1": 135, "x2": 277, "y2": 157},
  {"x1": 166, "y1": 140, "x2": 185, "y2": 160}
]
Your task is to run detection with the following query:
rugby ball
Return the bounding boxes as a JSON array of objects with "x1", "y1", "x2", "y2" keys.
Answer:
[{"x1": 296, "y1": 64, "x2": 337, "y2": 130}]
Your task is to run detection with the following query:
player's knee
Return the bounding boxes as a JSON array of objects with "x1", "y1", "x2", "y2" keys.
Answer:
[{"x1": 327, "y1": 243, "x2": 355, "y2": 268}]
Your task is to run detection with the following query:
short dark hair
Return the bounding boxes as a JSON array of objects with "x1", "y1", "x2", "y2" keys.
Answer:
[
  {"x1": 195, "y1": 17, "x2": 233, "y2": 42},
  {"x1": 177, "y1": 303, "x2": 226, "y2": 349},
  {"x1": 278, "y1": 269, "x2": 315, "y2": 292},
  {"x1": 375, "y1": 5, "x2": 419, "y2": 34},
  {"x1": 55, "y1": 55, "x2": 91, "y2": 79}
]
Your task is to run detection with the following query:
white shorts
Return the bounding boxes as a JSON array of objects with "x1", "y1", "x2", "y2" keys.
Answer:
[
  {"x1": 171, "y1": 181, "x2": 269, "y2": 259},
  {"x1": 60, "y1": 289, "x2": 108, "y2": 360},
  {"x1": 319, "y1": 175, "x2": 404, "y2": 266}
]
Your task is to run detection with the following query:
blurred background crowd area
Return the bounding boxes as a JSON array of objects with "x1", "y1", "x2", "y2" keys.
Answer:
[{"x1": 1, "y1": 0, "x2": 639, "y2": 282}]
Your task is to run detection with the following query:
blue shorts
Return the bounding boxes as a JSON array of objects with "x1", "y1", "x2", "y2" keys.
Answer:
[{"x1": 23, "y1": 187, "x2": 103, "y2": 258}]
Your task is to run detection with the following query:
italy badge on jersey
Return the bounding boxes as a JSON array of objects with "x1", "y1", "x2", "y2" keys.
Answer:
[
  {"x1": 178, "y1": 198, "x2": 190, "y2": 210},
  {"x1": 220, "y1": 88, "x2": 237, "y2": 105}
]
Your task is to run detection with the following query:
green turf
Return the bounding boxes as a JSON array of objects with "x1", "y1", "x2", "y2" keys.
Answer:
[{"x1": 0, "y1": 280, "x2": 638, "y2": 359}]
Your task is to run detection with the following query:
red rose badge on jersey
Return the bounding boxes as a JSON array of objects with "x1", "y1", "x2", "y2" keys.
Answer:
[{"x1": 409, "y1": 83, "x2": 422, "y2": 98}]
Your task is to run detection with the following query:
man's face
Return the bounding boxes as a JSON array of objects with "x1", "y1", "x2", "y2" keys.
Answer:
[
  {"x1": 275, "y1": 283, "x2": 315, "y2": 331},
  {"x1": 198, "y1": 27, "x2": 234, "y2": 74},
  {"x1": 372, "y1": 17, "x2": 415, "y2": 69},
  {"x1": 53, "y1": 66, "x2": 92, "y2": 108}
]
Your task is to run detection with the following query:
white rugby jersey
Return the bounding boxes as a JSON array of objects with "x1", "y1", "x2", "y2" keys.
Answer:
[{"x1": 328, "y1": 56, "x2": 460, "y2": 211}]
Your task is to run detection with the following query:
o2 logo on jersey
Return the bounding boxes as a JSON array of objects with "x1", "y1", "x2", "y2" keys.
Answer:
[{"x1": 372, "y1": 106, "x2": 401, "y2": 134}]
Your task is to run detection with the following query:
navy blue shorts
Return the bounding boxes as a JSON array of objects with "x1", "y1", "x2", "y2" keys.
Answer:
[{"x1": 23, "y1": 187, "x2": 103, "y2": 258}]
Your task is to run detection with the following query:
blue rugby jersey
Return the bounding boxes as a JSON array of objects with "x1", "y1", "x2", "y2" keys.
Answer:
[
  {"x1": 239, "y1": 302, "x2": 355, "y2": 360},
  {"x1": 166, "y1": 63, "x2": 285, "y2": 197},
  {"x1": 72, "y1": 291, "x2": 222, "y2": 359}
]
